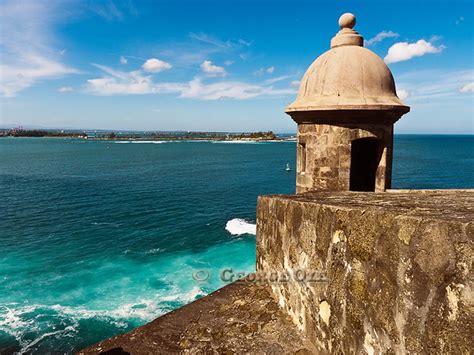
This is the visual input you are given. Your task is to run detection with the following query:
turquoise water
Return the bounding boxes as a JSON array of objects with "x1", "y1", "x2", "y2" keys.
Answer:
[{"x1": 0, "y1": 135, "x2": 473, "y2": 353}]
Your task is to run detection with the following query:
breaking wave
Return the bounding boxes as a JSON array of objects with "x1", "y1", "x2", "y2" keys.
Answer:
[
  {"x1": 225, "y1": 218, "x2": 256, "y2": 235},
  {"x1": 114, "y1": 140, "x2": 166, "y2": 144},
  {"x1": 212, "y1": 140, "x2": 264, "y2": 144},
  {"x1": 0, "y1": 286, "x2": 206, "y2": 354}
]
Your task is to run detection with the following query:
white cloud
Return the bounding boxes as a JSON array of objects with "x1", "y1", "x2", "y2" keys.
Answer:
[
  {"x1": 0, "y1": 1, "x2": 77, "y2": 97},
  {"x1": 255, "y1": 67, "x2": 275, "y2": 76},
  {"x1": 290, "y1": 80, "x2": 301, "y2": 88},
  {"x1": 396, "y1": 69, "x2": 474, "y2": 101},
  {"x1": 459, "y1": 82, "x2": 474, "y2": 93},
  {"x1": 179, "y1": 78, "x2": 293, "y2": 100},
  {"x1": 264, "y1": 75, "x2": 291, "y2": 85},
  {"x1": 397, "y1": 89, "x2": 410, "y2": 100},
  {"x1": 189, "y1": 33, "x2": 251, "y2": 52},
  {"x1": 89, "y1": 1, "x2": 123, "y2": 21},
  {"x1": 87, "y1": 74, "x2": 162, "y2": 96},
  {"x1": 86, "y1": 64, "x2": 294, "y2": 100},
  {"x1": 190, "y1": 32, "x2": 232, "y2": 50},
  {"x1": 120, "y1": 56, "x2": 128, "y2": 65},
  {"x1": 151, "y1": 33, "x2": 250, "y2": 69},
  {"x1": 384, "y1": 40, "x2": 445, "y2": 64},
  {"x1": 59, "y1": 86, "x2": 74, "y2": 93},
  {"x1": 200, "y1": 60, "x2": 227, "y2": 77},
  {"x1": 1, "y1": 55, "x2": 77, "y2": 97},
  {"x1": 88, "y1": 1, "x2": 138, "y2": 22},
  {"x1": 142, "y1": 58, "x2": 172, "y2": 73},
  {"x1": 86, "y1": 64, "x2": 163, "y2": 95},
  {"x1": 238, "y1": 39, "x2": 252, "y2": 47},
  {"x1": 365, "y1": 31, "x2": 399, "y2": 46}
]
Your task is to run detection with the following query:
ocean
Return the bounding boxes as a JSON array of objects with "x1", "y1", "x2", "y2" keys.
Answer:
[{"x1": 0, "y1": 135, "x2": 472, "y2": 353}]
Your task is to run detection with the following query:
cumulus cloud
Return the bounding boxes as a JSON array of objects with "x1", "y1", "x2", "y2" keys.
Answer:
[
  {"x1": 200, "y1": 60, "x2": 227, "y2": 77},
  {"x1": 86, "y1": 64, "x2": 164, "y2": 95},
  {"x1": 384, "y1": 40, "x2": 445, "y2": 64},
  {"x1": 142, "y1": 58, "x2": 172, "y2": 73},
  {"x1": 459, "y1": 82, "x2": 474, "y2": 93},
  {"x1": 365, "y1": 31, "x2": 399, "y2": 46},
  {"x1": 397, "y1": 89, "x2": 410, "y2": 100},
  {"x1": 86, "y1": 64, "x2": 293, "y2": 100},
  {"x1": 0, "y1": 0, "x2": 77, "y2": 97},
  {"x1": 59, "y1": 86, "x2": 74, "y2": 93},
  {"x1": 120, "y1": 56, "x2": 128, "y2": 65}
]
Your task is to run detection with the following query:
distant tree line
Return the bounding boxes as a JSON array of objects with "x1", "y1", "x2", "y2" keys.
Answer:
[
  {"x1": 2, "y1": 129, "x2": 86, "y2": 138},
  {"x1": 1, "y1": 129, "x2": 279, "y2": 141},
  {"x1": 234, "y1": 131, "x2": 277, "y2": 140},
  {"x1": 97, "y1": 130, "x2": 278, "y2": 140}
]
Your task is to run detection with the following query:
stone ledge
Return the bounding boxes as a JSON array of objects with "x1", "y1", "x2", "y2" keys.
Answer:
[
  {"x1": 261, "y1": 190, "x2": 473, "y2": 223},
  {"x1": 257, "y1": 190, "x2": 473, "y2": 354},
  {"x1": 78, "y1": 279, "x2": 316, "y2": 355}
]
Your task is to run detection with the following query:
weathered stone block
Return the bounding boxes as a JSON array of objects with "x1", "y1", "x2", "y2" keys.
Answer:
[
  {"x1": 257, "y1": 190, "x2": 473, "y2": 354},
  {"x1": 296, "y1": 123, "x2": 393, "y2": 193}
]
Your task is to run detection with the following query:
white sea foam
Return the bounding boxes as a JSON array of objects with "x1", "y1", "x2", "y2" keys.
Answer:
[
  {"x1": 0, "y1": 304, "x2": 70, "y2": 353},
  {"x1": 92, "y1": 221, "x2": 121, "y2": 227},
  {"x1": 114, "y1": 140, "x2": 165, "y2": 144},
  {"x1": 49, "y1": 301, "x2": 164, "y2": 322},
  {"x1": 20, "y1": 326, "x2": 78, "y2": 354},
  {"x1": 144, "y1": 248, "x2": 162, "y2": 255},
  {"x1": 160, "y1": 286, "x2": 205, "y2": 304},
  {"x1": 0, "y1": 305, "x2": 33, "y2": 332},
  {"x1": 131, "y1": 140, "x2": 165, "y2": 144},
  {"x1": 225, "y1": 218, "x2": 256, "y2": 235},
  {"x1": 0, "y1": 289, "x2": 203, "y2": 352},
  {"x1": 212, "y1": 140, "x2": 262, "y2": 144}
]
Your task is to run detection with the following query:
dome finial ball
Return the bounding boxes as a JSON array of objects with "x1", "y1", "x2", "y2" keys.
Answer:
[{"x1": 339, "y1": 13, "x2": 356, "y2": 29}]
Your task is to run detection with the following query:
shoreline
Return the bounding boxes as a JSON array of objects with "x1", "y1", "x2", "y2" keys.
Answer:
[
  {"x1": 0, "y1": 136, "x2": 297, "y2": 142},
  {"x1": 0, "y1": 135, "x2": 297, "y2": 142},
  {"x1": 0, "y1": 129, "x2": 296, "y2": 142}
]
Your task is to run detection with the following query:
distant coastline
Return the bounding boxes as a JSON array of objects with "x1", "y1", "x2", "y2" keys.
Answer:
[{"x1": 0, "y1": 128, "x2": 296, "y2": 142}]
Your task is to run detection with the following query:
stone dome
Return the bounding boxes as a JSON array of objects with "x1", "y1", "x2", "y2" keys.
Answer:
[{"x1": 286, "y1": 13, "x2": 409, "y2": 115}]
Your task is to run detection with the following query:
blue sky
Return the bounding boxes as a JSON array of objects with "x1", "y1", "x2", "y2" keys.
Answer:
[{"x1": 0, "y1": 0, "x2": 473, "y2": 133}]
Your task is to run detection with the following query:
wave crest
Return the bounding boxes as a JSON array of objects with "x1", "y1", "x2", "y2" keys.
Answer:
[
  {"x1": 225, "y1": 218, "x2": 256, "y2": 235},
  {"x1": 114, "y1": 140, "x2": 165, "y2": 144},
  {"x1": 0, "y1": 286, "x2": 206, "y2": 353}
]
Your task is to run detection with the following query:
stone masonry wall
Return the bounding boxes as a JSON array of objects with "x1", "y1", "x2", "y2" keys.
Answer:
[
  {"x1": 296, "y1": 123, "x2": 393, "y2": 193},
  {"x1": 256, "y1": 191, "x2": 473, "y2": 354}
]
